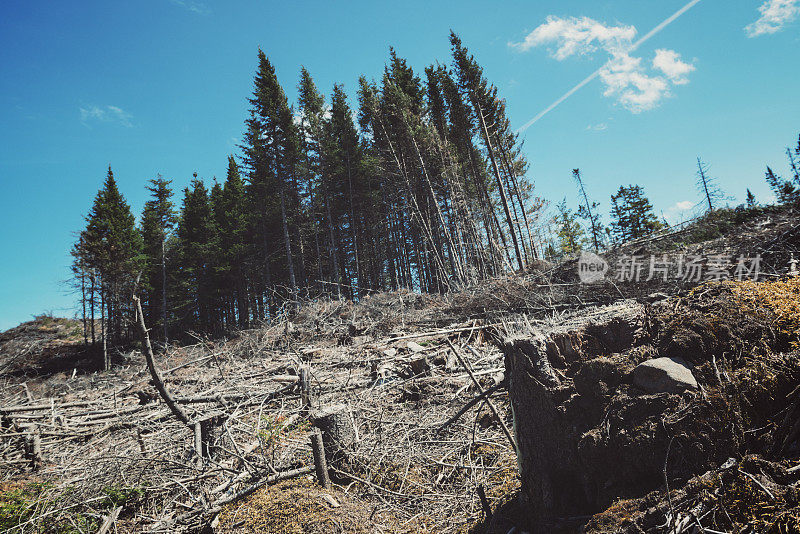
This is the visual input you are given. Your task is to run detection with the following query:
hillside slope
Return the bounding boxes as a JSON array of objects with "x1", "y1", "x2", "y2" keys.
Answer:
[{"x1": 1, "y1": 206, "x2": 798, "y2": 533}]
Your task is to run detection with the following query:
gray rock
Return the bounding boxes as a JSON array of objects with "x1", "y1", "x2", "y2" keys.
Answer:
[{"x1": 632, "y1": 357, "x2": 698, "y2": 393}]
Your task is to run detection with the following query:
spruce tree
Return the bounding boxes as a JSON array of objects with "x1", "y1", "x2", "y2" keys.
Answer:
[
  {"x1": 451, "y1": 31, "x2": 525, "y2": 271},
  {"x1": 609, "y1": 185, "x2": 663, "y2": 243},
  {"x1": 81, "y1": 166, "x2": 142, "y2": 367},
  {"x1": 554, "y1": 199, "x2": 587, "y2": 256},
  {"x1": 765, "y1": 166, "x2": 798, "y2": 205},
  {"x1": 175, "y1": 177, "x2": 217, "y2": 334},
  {"x1": 140, "y1": 177, "x2": 176, "y2": 344},
  {"x1": 217, "y1": 156, "x2": 250, "y2": 327}
]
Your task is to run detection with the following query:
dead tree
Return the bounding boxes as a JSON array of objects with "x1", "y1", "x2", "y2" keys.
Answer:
[
  {"x1": 309, "y1": 428, "x2": 331, "y2": 488},
  {"x1": 133, "y1": 295, "x2": 190, "y2": 427}
]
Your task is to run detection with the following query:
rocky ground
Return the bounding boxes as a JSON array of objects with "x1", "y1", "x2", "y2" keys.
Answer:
[{"x1": 1, "y1": 205, "x2": 799, "y2": 533}]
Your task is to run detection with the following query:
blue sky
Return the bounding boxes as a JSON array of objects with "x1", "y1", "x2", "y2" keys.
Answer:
[{"x1": 1, "y1": 0, "x2": 798, "y2": 330}]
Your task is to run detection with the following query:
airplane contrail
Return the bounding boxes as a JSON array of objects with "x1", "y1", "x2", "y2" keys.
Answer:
[{"x1": 516, "y1": 0, "x2": 704, "y2": 133}]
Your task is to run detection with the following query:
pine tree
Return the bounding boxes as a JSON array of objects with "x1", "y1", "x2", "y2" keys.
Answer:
[
  {"x1": 240, "y1": 50, "x2": 301, "y2": 313},
  {"x1": 745, "y1": 189, "x2": 757, "y2": 208},
  {"x1": 216, "y1": 156, "x2": 250, "y2": 327},
  {"x1": 696, "y1": 157, "x2": 725, "y2": 212},
  {"x1": 554, "y1": 199, "x2": 586, "y2": 256},
  {"x1": 140, "y1": 176, "x2": 176, "y2": 344},
  {"x1": 609, "y1": 185, "x2": 663, "y2": 243},
  {"x1": 80, "y1": 166, "x2": 142, "y2": 367},
  {"x1": 451, "y1": 32, "x2": 525, "y2": 271},
  {"x1": 765, "y1": 166, "x2": 798, "y2": 205},
  {"x1": 175, "y1": 176, "x2": 217, "y2": 334}
]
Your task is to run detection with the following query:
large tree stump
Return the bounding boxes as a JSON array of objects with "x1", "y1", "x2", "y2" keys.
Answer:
[
  {"x1": 501, "y1": 334, "x2": 589, "y2": 529},
  {"x1": 311, "y1": 404, "x2": 355, "y2": 476}
]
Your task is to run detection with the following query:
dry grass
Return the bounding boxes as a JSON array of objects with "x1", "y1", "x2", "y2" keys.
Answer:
[{"x1": 729, "y1": 276, "x2": 800, "y2": 347}]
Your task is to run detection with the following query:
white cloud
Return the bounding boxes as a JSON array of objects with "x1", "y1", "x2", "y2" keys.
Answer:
[
  {"x1": 586, "y1": 122, "x2": 608, "y2": 131},
  {"x1": 745, "y1": 0, "x2": 800, "y2": 37},
  {"x1": 509, "y1": 16, "x2": 636, "y2": 59},
  {"x1": 670, "y1": 200, "x2": 695, "y2": 211},
  {"x1": 169, "y1": 0, "x2": 210, "y2": 15},
  {"x1": 80, "y1": 105, "x2": 133, "y2": 127},
  {"x1": 599, "y1": 52, "x2": 669, "y2": 113},
  {"x1": 511, "y1": 16, "x2": 695, "y2": 113},
  {"x1": 652, "y1": 49, "x2": 695, "y2": 85}
]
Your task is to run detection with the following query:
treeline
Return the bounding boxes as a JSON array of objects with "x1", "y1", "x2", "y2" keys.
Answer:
[
  {"x1": 552, "y1": 134, "x2": 800, "y2": 256},
  {"x1": 71, "y1": 33, "x2": 547, "y2": 356}
]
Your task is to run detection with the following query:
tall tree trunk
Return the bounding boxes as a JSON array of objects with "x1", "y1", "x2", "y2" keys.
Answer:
[
  {"x1": 325, "y1": 202, "x2": 342, "y2": 300},
  {"x1": 80, "y1": 270, "x2": 88, "y2": 345},
  {"x1": 279, "y1": 188, "x2": 297, "y2": 292},
  {"x1": 498, "y1": 141, "x2": 538, "y2": 260},
  {"x1": 161, "y1": 238, "x2": 169, "y2": 345},
  {"x1": 476, "y1": 103, "x2": 524, "y2": 271},
  {"x1": 89, "y1": 273, "x2": 96, "y2": 345}
]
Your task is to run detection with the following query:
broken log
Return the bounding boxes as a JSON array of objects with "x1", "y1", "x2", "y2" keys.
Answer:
[
  {"x1": 310, "y1": 428, "x2": 331, "y2": 488},
  {"x1": 133, "y1": 296, "x2": 191, "y2": 427}
]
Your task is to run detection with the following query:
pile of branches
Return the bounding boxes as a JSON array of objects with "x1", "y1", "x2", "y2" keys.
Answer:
[{"x1": 1, "y1": 296, "x2": 523, "y2": 532}]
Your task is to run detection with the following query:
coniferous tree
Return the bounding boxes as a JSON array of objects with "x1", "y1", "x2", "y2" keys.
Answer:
[
  {"x1": 451, "y1": 32, "x2": 525, "y2": 271},
  {"x1": 216, "y1": 156, "x2": 250, "y2": 327},
  {"x1": 80, "y1": 166, "x2": 142, "y2": 367},
  {"x1": 140, "y1": 177, "x2": 176, "y2": 344},
  {"x1": 696, "y1": 157, "x2": 725, "y2": 212},
  {"x1": 745, "y1": 189, "x2": 757, "y2": 208},
  {"x1": 609, "y1": 185, "x2": 663, "y2": 243},
  {"x1": 554, "y1": 199, "x2": 586, "y2": 256},
  {"x1": 240, "y1": 50, "x2": 301, "y2": 313},
  {"x1": 765, "y1": 166, "x2": 798, "y2": 205},
  {"x1": 175, "y1": 176, "x2": 217, "y2": 334}
]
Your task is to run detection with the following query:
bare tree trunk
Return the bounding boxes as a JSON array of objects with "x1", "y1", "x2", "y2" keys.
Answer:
[
  {"x1": 498, "y1": 140, "x2": 538, "y2": 260},
  {"x1": 80, "y1": 269, "x2": 88, "y2": 345},
  {"x1": 325, "y1": 202, "x2": 342, "y2": 300},
  {"x1": 279, "y1": 188, "x2": 297, "y2": 293},
  {"x1": 89, "y1": 272, "x2": 96, "y2": 346},
  {"x1": 476, "y1": 103, "x2": 524, "y2": 271},
  {"x1": 101, "y1": 288, "x2": 109, "y2": 371},
  {"x1": 133, "y1": 296, "x2": 191, "y2": 426},
  {"x1": 161, "y1": 238, "x2": 169, "y2": 345}
]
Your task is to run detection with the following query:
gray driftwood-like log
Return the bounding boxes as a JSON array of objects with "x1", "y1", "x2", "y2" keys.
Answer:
[
  {"x1": 133, "y1": 296, "x2": 191, "y2": 427},
  {"x1": 310, "y1": 428, "x2": 331, "y2": 488},
  {"x1": 311, "y1": 404, "x2": 355, "y2": 474}
]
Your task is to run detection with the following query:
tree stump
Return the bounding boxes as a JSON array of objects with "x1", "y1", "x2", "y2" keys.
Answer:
[
  {"x1": 21, "y1": 424, "x2": 43, "y2": 471},
  {"x1": 311, "y1": 404, "x2": 355, "y2": 476},
  {"x1": 500, "y1": 334, "x2": 586, "y2": 528},
  {"x1": 199, "y1": 414, "x2": 226, "y2": 461}
]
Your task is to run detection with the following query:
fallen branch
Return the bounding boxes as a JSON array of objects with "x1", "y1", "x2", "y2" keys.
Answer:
[
  {"x1": 134, "y1": 295, "x2": 191, "y2": 427},
  {"x1": 438, "y1": 382, "x2": 504, "y2": 431},
  {"x1": 445, "y1": 339, "x2": 516, "y2": 452}
]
